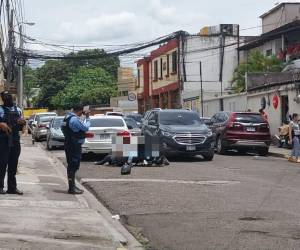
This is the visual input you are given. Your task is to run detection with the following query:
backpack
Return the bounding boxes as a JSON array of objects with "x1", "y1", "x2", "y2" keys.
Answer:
[{"x1": 121, "y1": 163, "x2": 132, "y2": 175}]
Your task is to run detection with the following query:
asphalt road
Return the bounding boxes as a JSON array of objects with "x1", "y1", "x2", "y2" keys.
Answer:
[{"x1": 46, "y1": 145, "x2": 300, "y2": 250}]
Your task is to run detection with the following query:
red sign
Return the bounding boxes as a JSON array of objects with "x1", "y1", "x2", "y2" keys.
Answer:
[{"x1": 273, "y1": 95, "x2": 279, "y2": 109}]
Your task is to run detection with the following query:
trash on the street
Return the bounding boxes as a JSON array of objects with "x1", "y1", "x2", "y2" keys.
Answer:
[{"x1": 112, "y1": 215, "x2": 120, "y2": 220}]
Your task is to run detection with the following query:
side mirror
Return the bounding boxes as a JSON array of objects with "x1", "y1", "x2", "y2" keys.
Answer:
[{"x1": 127, "y1": 125, "x2": 133, "y2": 129}]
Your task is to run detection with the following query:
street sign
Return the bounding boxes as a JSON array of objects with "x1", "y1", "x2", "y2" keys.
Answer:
[{"x1": 128, "y1": 92, "x2": 136, "y2": 101}]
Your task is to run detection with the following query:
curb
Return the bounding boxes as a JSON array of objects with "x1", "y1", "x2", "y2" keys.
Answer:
[
  {"x1": 268, "y1": 152, "x2": 286, "y2": 158},
  {"x1": 40, "y1": 144, "x2": 144, "y2": 250}
]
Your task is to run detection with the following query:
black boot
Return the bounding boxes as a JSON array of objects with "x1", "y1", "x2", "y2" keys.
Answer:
[
  {"x1": 68, "y1": 174, "x2": 83, "y2": 195},
  {"x1": 75, "y1": 185, "x2": 84, "y2": 193}
]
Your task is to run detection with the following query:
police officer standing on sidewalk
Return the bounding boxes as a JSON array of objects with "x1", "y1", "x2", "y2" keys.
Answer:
[
  {"x1": 62, "y1": 104, "x2": 90, "y2": 195},
  {"x1": 0, "y1": 91, "x2": 25, "y2": 195}
]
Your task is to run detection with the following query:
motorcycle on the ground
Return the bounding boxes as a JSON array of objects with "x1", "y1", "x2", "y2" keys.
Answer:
[{"x1": 274, "y1": 124, "x2": 292, "y2": 149}]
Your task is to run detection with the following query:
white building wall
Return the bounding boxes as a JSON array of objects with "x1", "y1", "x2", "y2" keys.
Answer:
[{"x1": 182, "y1": 35, "x2": 242, "y2": 104}]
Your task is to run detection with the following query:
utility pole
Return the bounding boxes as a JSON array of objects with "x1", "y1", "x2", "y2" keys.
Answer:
[
  {"x1": 6, "y1": 0, "x2": 14, "y2": 90},
  {"x1": 199, "y1": 61, "x2": 204, "y2": 117},
  {"x1": 18, "y1": 24, "x2": 23, "y2": 107}
]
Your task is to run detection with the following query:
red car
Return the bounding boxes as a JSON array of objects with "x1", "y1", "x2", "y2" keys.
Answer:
[{"x1": 209, "y1": 112, "x2": 271, "y2": 156}]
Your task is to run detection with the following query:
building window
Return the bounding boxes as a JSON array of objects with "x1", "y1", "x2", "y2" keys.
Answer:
[
  {"x1": 266, "y1": 49, "x2": 272, "y2": 57},
  {"x1": 166, "y1": 54, "x2": 170, "y2": 77},
  {"x1": 171, "y1": 51, "x2": 177, "y2": 74},
  {"x1": 160, "y1": 58, "x2": 163, "y2": 79},
  {"x1": 137, "y1": 69, "x2": 140, "y2": 87},
  {"x1": 154, "y1": 60, "x2": 158, "y2": 81}
]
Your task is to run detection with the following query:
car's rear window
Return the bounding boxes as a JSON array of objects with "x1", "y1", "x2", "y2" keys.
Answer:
[
  {"x1": 40, "y1": 116, "x2": 54, "y2": 123},
  {"x1": 37, "y1": 114, "x2": 56, "y2": 122},
  {"x1": 235, "y1": 114, "x2": 266, "y2": 123},
  {"x1": 159, "y1": 112, "x2": 203, "y2": 126},
  {"x1": 90, "y1": 118, "x2": 125, "y2": 127},
  {"x1": 52, "y1": 118, "x2": 64, "y2": 128}
]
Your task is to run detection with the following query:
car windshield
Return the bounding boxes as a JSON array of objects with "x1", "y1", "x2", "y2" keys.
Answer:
[
  {"x1": 39, "y1": 116, "x2": 54, "y2": 123},
  {"x1": 125, "y1": 118, "x2": 139, "y2": 128},
  {"x1": 52, "y1": 118, "x2": 64, "y2": 128},
  {"x1": 235, "y1": 114, "x2": 266, "y2": 123},
  {"x1": 90, "y1": 118, "x2": 125, "y2": 127},
  {"x1": 159, "y1": 112, "x2": 203, "y2": 126}
]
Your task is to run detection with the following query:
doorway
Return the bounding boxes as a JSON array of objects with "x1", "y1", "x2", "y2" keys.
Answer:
[{"x1": 281, "y1": 95, "x2": 289, "y2": 124}]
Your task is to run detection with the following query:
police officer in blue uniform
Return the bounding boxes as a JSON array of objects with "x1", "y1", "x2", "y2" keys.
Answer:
[
  {"x1": 62, "y1": 104, "x2": 90, "y2": 194},
  {"x1": 0, "y1": 91, "x2": 25, "y2": 195}
]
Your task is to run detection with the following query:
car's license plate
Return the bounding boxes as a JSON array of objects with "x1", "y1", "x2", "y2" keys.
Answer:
[
  {"x1": 186, "y1": 145, "x2": 196, "y2": 151},
  {"x1": 246, "y1": 127, "x2": 256, "y2": 132},
  {"x1": 99, "y1": 134, "x2": 110, "y2": 140}
]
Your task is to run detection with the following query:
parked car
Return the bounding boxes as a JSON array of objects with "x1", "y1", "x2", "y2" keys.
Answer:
[
  {"x1": 200, "y1": 117, "x2": 212, "y2": 126},
  {"x1": 142, "y1": 109, "x2": 214, "y2": 160},
  {"x1": 141, "y1": 110, "x2": 151, "y2": 125},
  {"x1": 82, "y1": 116, "x2": 129, "y2": 155},
  {"x1": 46, "y1": 116, "x2": 65, "y2": 150},
  {"x1": 29, "y1": 112, "x2": 57, "y2": 134},
  {"x1": 33, "y1": 116, "x2": 56, "y2": 141},
  {"x1": 125, "y1": 113, "x2": 143, "y2": 128},
  {"x1": 27, "y1": 114, "x2": 35, "y2": 134},
  {"x1": 209, "y1": 112, "x2": 271, "y2": 155},
  {"x1": 282, "y1": 59, "x2": 300, "y2": 72},
  {"x1": 124, "y1": 117, "x2": 141, "y2": 136}
]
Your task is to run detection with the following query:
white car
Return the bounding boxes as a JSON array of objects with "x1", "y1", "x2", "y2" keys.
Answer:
[{"x1": 82, "y1": 116, "x2": 129, "y2": 154}]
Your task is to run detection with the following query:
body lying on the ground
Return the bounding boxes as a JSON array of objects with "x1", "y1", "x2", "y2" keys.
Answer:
[{"x1": 95, "y1": 154, "x2": 170, "y2": 167}]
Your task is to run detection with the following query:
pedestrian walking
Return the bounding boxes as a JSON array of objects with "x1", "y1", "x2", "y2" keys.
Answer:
[
  {"x1": 259, "y1": 108, "x2": 268, "y2": 121},
  {"x1": 62, "y1": 104, "x2": 90, "y2": 194},
  {"x1": 0, "y1": 91, "x2": 26, "y2": 195},
  {"x1": 288, "y1": 113, "x2": 300, "y2": 163}
]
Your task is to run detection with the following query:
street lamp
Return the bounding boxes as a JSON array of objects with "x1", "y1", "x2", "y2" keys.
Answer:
[{"x1": 18, "y1": 21, "x2": 35, "y2": 108}]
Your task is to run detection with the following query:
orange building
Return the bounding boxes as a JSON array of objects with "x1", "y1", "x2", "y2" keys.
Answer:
[{"x1": 136, "y1": 39, "x2": 181, "y2": 114}]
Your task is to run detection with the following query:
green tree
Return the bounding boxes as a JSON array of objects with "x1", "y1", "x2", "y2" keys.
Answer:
[
  {"x1": 65, "y1": 49, "x2": 120, "y2": 80},
  {"x1": 232, "y1": 50, "x2": 283, "y2": 92},
  {"x1": 51, "y1": 67, "x2": 117, "y2": 109},
  {"x1": 35, "y1": 60, "x2": 72, "y2": 108},
  {"x1": 24, "y1": 66, "x2": 38, "y2": 107}
]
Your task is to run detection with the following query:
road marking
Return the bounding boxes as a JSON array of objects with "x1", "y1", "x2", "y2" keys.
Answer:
[{"x1": 80, "y1": 178, "x2": 240, "y2": 186}]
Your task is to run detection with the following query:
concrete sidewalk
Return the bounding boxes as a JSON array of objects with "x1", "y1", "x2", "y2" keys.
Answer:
[
  {"x1": 269, "y1": 145, "x2": 290, "y2": 158},
  {"x1": 0, "y1": 137, "x2": 143, "y2": 250}
]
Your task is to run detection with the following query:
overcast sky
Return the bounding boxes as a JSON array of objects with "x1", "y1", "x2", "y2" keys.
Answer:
[{"x1": 23, "y1": 0, "x2": 296, "y2": 66}]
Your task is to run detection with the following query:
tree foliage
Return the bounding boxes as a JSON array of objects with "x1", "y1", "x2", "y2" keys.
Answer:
[
  {"x1": 24, "y1": 49, "x2": 120, "y2": 109},
  {"x1": 232, "y1": 50, "x2": 283, "y2": 93},
  {"x1": 50, "y1": 67, "x2": 117, "y2": 109},
  {"x1": 23, "y1": 66, "x2": 38, "y2": 107}
]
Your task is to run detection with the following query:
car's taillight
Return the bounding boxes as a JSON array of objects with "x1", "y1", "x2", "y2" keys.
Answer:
[
  {"x1": 260, "y1": 124, "x2": 270, "y2": 132},
  {"x1": 38, "y1": 124, "x2": 47, "y2": 128},
  {"x1": 85, "y1": 132, "x2": 94, "y2": 138},
  {"x1": 226, "y1": 113, "x2": 237, "y2": 129},
  {"x1": 117, "y1": 131, "x2": 130, "y2": 137}
]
